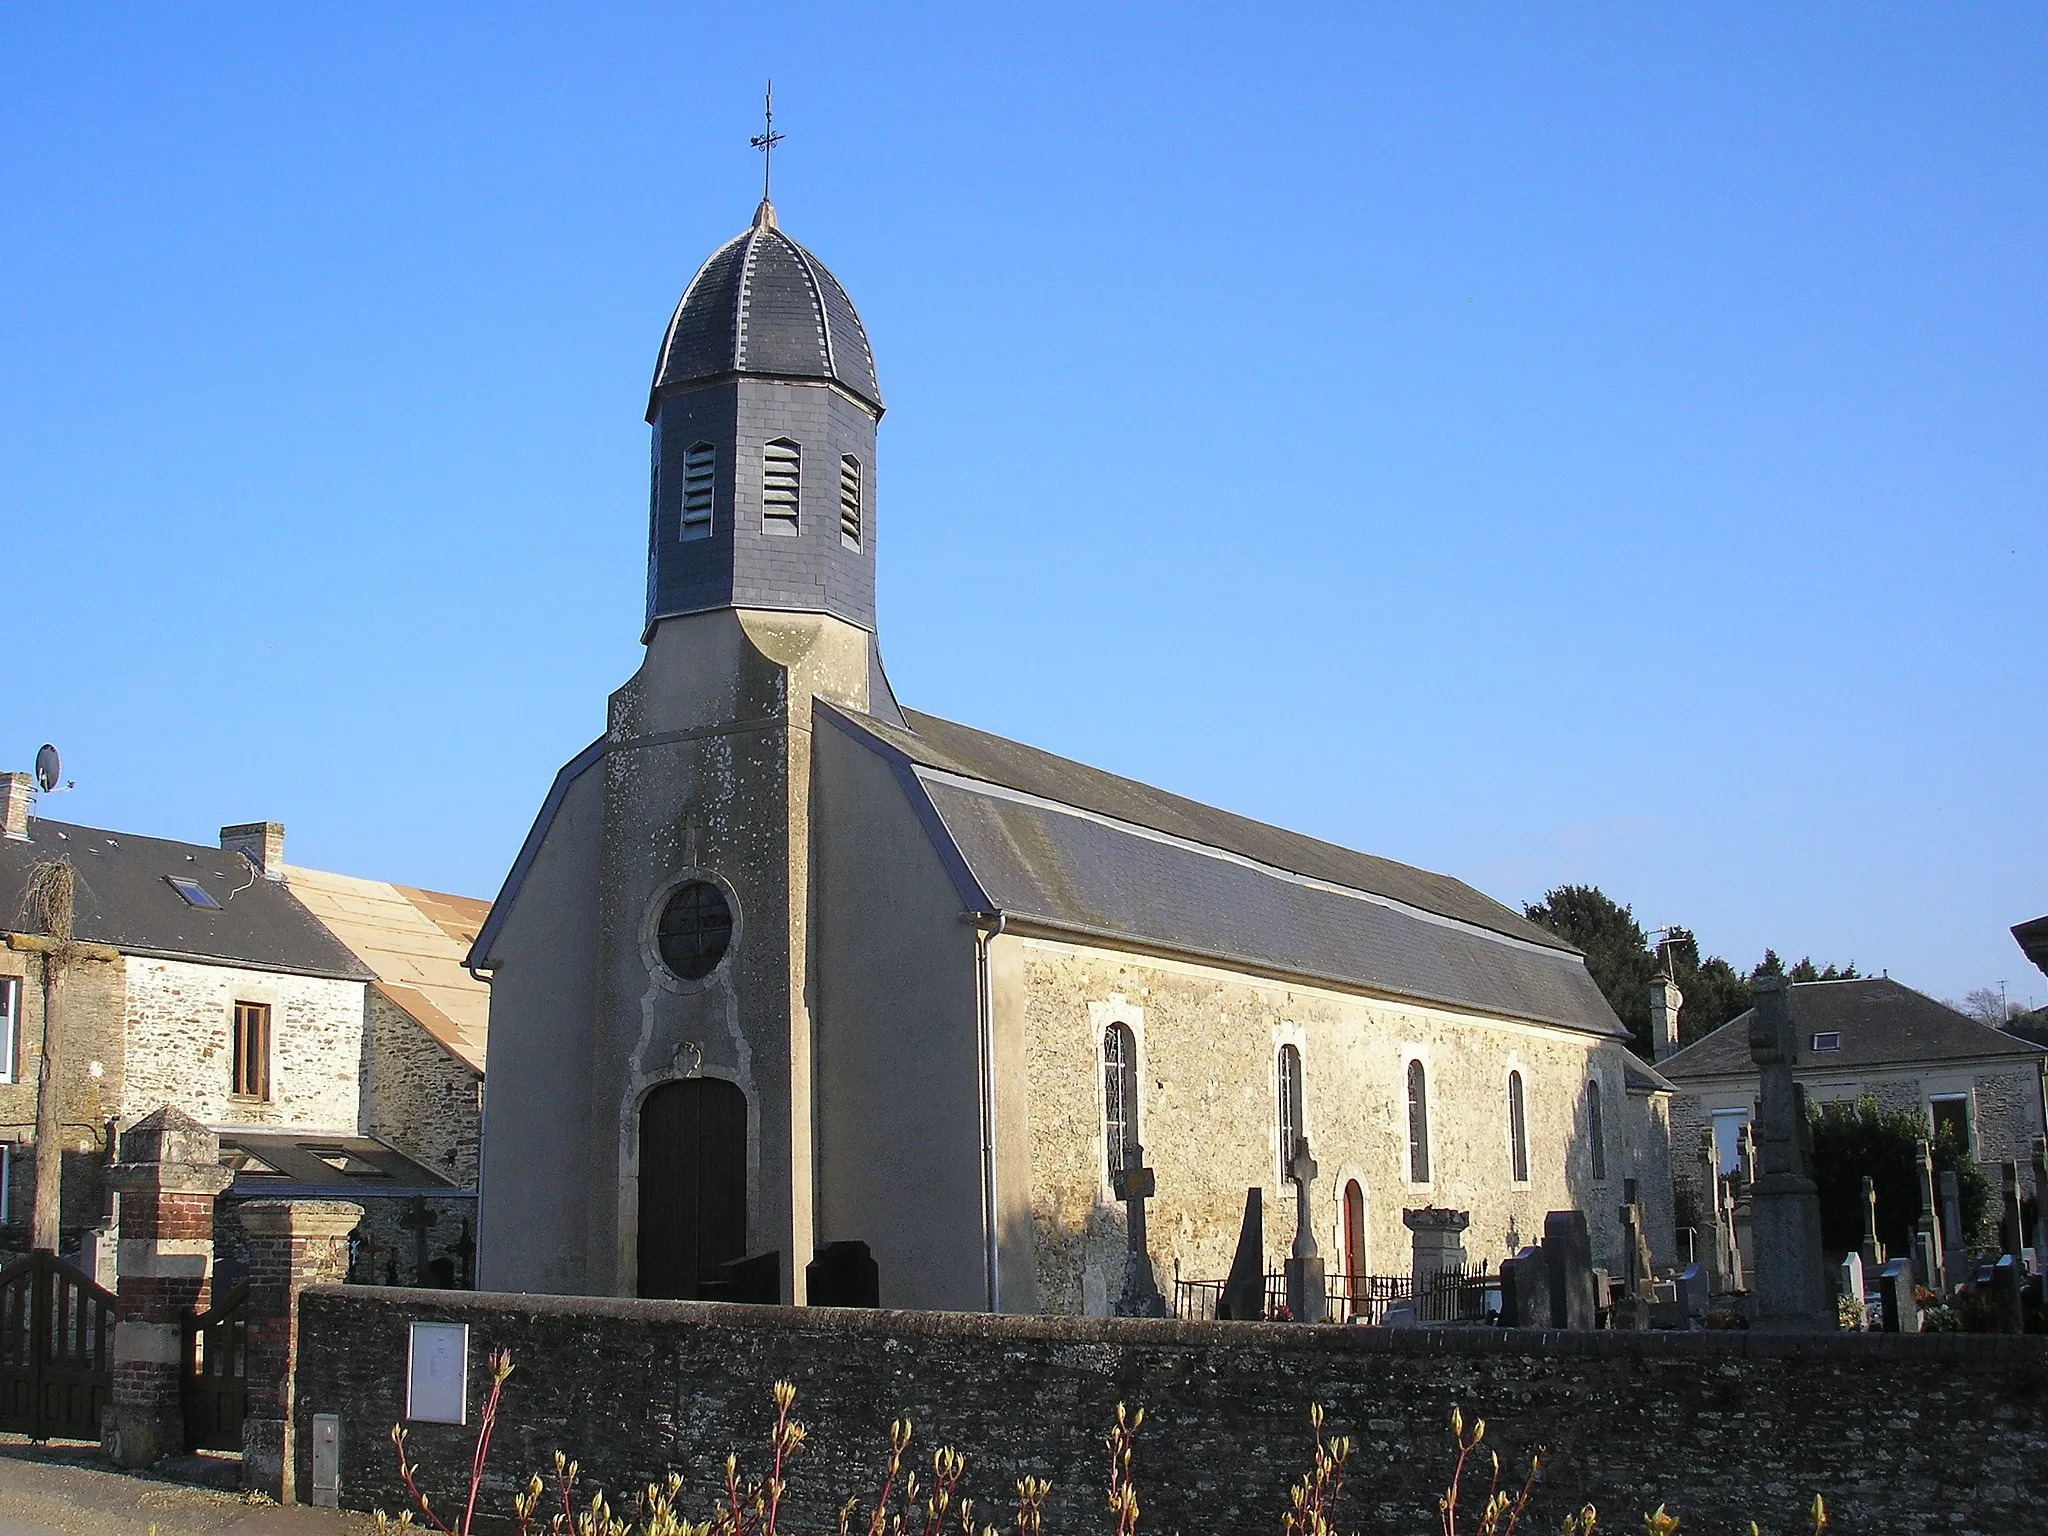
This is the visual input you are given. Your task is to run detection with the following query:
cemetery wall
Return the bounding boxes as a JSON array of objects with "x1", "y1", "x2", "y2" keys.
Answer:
[
  {"x1": 297, "y1": 1287, "x2": 2047, "y2": 1536},
  {"x1": 1007, "y1": 936, "x2": 1659, "y2": 1316}
]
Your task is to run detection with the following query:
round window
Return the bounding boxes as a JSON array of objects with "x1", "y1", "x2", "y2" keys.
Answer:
[{"x1": 656, "y1": 879, "x2": 734, "y2": 981}]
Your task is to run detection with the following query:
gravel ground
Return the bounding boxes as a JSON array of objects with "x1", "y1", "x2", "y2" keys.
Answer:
[{"x1": 0, "y1": 1442, "x2": 375, "y2": 1536}]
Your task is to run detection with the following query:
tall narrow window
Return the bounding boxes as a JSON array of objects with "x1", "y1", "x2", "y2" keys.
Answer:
[
  {"x1": 680, "y1": 442, "x2": 715, "y2": 541},
  {"x1": 232, "y1": 1001, "x2": 271, "y2": 1101},
  {"x1": 1406, "y1": 1060, "x2": 1431, "y2": 1183},
  {"x1": 1585, "y1": 1080, "x2": 1608, "y2": 1182},
  {"x1": 1102, "y1": 1024, "x2": 1138, "y2": 1180},
  {"x1": 0, "y1": 976, "x2": 18, "y2": 1085},
  {"x1": 1342, "y1": 1179, "x2": 1366, "y2": 1295},
  {"x1": 0, "y1": 1144, "x2": 10, "y2": 1224},
  {"x1": 1507, "y1": 1071, "x2": 1529, "y2": 1183},
  {"x1": 1277, "y1": 1043, "x2": 1305, "y2": 1170},
  {"x1": 762, "y1": 438, "x2": 801, "y2": 535},
  {"x1": 838, "y1": 455, "x2": 862, "y2": 549}
]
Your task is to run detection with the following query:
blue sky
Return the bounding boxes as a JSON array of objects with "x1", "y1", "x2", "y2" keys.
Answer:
[{"x1": 3, "y1": 7, "x2": 2042, "y2": 1007}]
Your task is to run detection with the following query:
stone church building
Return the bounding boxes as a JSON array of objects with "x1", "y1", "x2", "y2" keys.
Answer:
[{"x1": 471, "y1": 196, "x2": 1669, "y2": 1312}]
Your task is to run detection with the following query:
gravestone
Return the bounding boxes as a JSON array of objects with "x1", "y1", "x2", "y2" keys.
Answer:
[
  {"x1": 1500, "y1": 1244, "x2": 1549, "y2": 1328},
  {"x1": 806, "y1": 1241, "x2": 879, "y2": 1308},
  {"x1": 1216, "y1": 1188, "x2": 1265, "y2": 1320},
  {"x1": 1836, "y1": 1251, "x2": 1865, "y2": 1324},
  {"x1": 1877, "y1": 1257, "x2": 1918, "y2": 1334},
  {"x1": 1745, "y1": 977, "x2": 1832, "y2": 1331},
  {"x1": 1718, "y1": 1168, "x2": 1746, "y2": 1291},
  {"x1": 1940, "y1": 1169, "x2": 1967, "y2": 1289},
  {"x1": 1614, "y1": 1179, "x2": 1653, "y2": 1331},
  {"x1": 1698, "y1": 1128, "x2": 1736, "y2": 1294},
  {"x1": 1404, "y1": 1206, "x2": 1470, "y2": 1282},
  {"x1": 1732, "y1": 1122, "x2": 1757, "y2": 1285},
  {"x1": 2034, "y1": 1138, "x2": 2048, "y2": 1272},
  {"x1": 1985, "y1": 1254, "x2": 2024, "y2": 1334},
  {"x1": 709, "y1": 1250, "x2": 780, "y2": 1304},
  {"x1": 1541, "y1": 1209, "x2": 1597, "y2": 1330},
  {"x1": 1914, "y1": 1139, "x2": 1944, "y2": 1293},
  {"x1": 1859, "y1": 1175, "x2": 1885, "y2": 1273},
  {"x1": 1282, "y1": 1139, "x2": 1325, "y2": 1324},
  {"x1": 1112, "y1": 1146, "x2": 1168, "y2": 1318},
  {"x1": 1999, "y1": 1160, "x2": 2026, "y2": 1260},
  {"x1": 1675, "y1": 1262, "x2": 1709, "y2": 1326}
]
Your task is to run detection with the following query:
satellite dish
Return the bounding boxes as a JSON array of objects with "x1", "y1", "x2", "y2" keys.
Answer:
[{"x1": 34, "y1": 744, "x2": 60, "y2": 794}]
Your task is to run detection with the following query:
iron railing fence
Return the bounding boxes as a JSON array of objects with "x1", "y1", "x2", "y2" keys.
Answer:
[{"x1": 1171, "y1": 1265, "x2": 1495, "y2": 1325}]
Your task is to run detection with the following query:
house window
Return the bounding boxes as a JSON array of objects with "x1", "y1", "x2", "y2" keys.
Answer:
[
  {"x1": 1585, "y1": 1079, "x2": 1608, "y2": 1183},
  {"x1": 165, "y1": 874, "x2": 221, "y2": 910},
  {"x1": 838, "y1": 455, "x2": 862, "y2": 549},
  {"x1": 1406, "y1": 1059, "x2": 1431, "y2": 1183},
  {"x1": 0, "y1": 976, "x2": 18, "y2": 1085},
  {"x1": 1811, "y1": 1032, "x2": 1842, "y2": 1053},
  {"x1": 1102, "y1": 1024, "x2": 1138, "y2": 1180},
  {"x1": 0, "y1": 1144, "x2": 10, "y2": 1223},
  {"x1": 762, "y1": 439, "x2": 800, "y2": 535},
  {"x1": 1711, "y1": 1108, "x2": 1749, "y2": 1175},
  {"x1": 680, "y1": 442, "x2": 716, "y2": 541},
  {"x1": 1277, "y1": 1043, "x2": 1304, "y2": 1171},
  {"x1": 1507, "y1": 1071, "x2": 1530, "y2": 1183},
  {"x1": 232, "y1": 1002, "x2": 271, "y2": 1101},
  {"x1": 1930, "y1": 1094, "x2": 1972, "y2": 1154}
]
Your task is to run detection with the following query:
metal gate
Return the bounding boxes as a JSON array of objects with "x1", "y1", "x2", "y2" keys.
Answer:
[
  {"x1": 0, "y1": 1250, "x2": 116, "y2": 1441},
  {"x1": 183, "y1": 1280, "x2": 248, "y2": 1452}
]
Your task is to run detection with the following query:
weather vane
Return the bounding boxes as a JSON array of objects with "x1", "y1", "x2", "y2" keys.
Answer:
[{"x1": 750, "y1": 81, "x2": 785, "y2": 202}]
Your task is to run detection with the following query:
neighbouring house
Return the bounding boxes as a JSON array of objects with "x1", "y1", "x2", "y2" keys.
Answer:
[
  {"x1": 0, "y1": 785, "x2": 485, "y2": 1286},
  {"x1": 1660, "y1": 975, "x2": 2048, "y2": 1217},
  {"x1": 472, "y1": 191, "x2": 1675, "y2": 1314}
]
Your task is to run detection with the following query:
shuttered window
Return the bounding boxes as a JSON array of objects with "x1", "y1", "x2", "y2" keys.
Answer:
[
  {"x1": 233, "y1": 1001, "x2": 272, "y2": 1101},
  {"x1": 680, "y1": 442, "x2": 715, "y2": 541},
  {"x1": 763, "y1": 439, "x2": 801, "y2": 535},
  {"x1": 839, "y1": 456, "x2": 862, "y2": 549}
]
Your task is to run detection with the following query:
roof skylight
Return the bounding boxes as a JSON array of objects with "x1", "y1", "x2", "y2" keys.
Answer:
[{"x1": 164, "y1": 875, "x2": 221, "y2": 910}]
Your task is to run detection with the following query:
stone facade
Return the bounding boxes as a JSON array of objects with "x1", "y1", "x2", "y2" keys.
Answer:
[
  {"x1": 1011, "y1": 936, "x2": 1658, "y2": 1312},
  {"x1": 296, "y1": 1287, "x2": 2048, "y2": 1535},
  {"x1": 120, "y1": 956, "x2": 364, "y2": 1132},
  {"x1": 364, "y1": 989, "x2": 479, "y2": 1186},
  {"x1": 0, "y1": 944, "x2": 128, "y2": 1245}
]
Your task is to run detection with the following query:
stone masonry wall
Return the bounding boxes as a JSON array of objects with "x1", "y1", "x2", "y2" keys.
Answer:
[
  {"x1": 297, "y1": 1287, "x2": 2047, "y2": 1536},
  {"x1": 0, "y1": 944, "x2": 127, "y2": 1247},
  {"x1": 1973, "y1": 1066, "x2": 2046, "y2": 1189},
  {"x1": 1014, "y1": 937, "x2": 1653, "y2": 1313},
  {"x1": 364, "y1": 989, "x2": 481, "y2": 1187},
  {"x1": 120, "y1": 956, "x2": 364, "y2": 1131}
]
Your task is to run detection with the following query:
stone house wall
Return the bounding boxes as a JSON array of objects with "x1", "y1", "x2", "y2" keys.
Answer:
[
  {"x1": 120, "y1": 955, "x2": 365, "y2": 1132},
  {"x1": 1010, "y1": 935, "x2": 1658, "y2": 1314},
  {"x1": 363, "y1": 990, "x2": 480, "y2": 1186},
  {"x1": 0, "y1": 944, "x2": 128, "y2": 1248}
]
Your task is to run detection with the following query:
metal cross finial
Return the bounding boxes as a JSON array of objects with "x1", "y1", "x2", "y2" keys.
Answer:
[{"x1": 750, "y1": 80, "x2": 786, "y2": 201}]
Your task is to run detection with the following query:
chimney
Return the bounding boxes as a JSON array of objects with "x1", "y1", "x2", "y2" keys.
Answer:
[
  {"x1": 220, "y1": 822, "x2": 286, "y2": 879},
  {"x1": 2, "y1": 773, "x2": 31, "y2": 841},
  {"x1": 1649, "y1": 970, "x2": 1684, "y2": 1062}
]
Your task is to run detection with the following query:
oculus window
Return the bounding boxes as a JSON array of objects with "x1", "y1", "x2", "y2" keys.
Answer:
[{"x1": 657, "y1": 880, "x2": 734, "y2": 982}]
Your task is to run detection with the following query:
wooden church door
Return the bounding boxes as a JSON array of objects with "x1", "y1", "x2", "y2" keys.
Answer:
[{"x1": 637, "y1": 1078, "x2": 747, "y2": 1299}]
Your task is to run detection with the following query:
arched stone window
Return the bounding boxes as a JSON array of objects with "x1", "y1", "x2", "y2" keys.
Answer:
[
  {"x1": 1585, "y1": 1079, "x2": 1608, "y2": 1183},
  {"x1": 1406, "y1": 1059, "x2": 1431, "y2": 1183},
  {"x1": 1277, "y1": 1043, "x2": 1304, "y2": 1170},
  {"x1": 1508, "y1": 1070, "x2": 1530, "y2": 1184},
  {"x1": 1102, "y1": 1023, "x2": 1138, "y2": 1180}
]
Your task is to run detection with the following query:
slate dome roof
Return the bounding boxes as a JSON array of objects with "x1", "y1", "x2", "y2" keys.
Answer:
[{"x1": 646, "y1": 200, "x2": 882, "y2": 420}]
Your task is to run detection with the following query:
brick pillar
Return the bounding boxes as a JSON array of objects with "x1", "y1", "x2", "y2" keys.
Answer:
[
  {"x1": 239, "y1": 1199, "x2": 362, "y2": 1503},
  {"x1": 104, "y1": 1107, "x2": 233, "y2": 1468}
]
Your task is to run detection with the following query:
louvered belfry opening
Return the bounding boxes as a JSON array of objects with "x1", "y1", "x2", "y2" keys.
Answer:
[
  {"x1": 838, "y1": 455, "x2": 862, "y2": 549},
  {"x1": 763, "y1": 438, "x2": 801, "y2": 535},
  {"x1": 680, "y1": 442, "x2": 715, "y2": 540}
]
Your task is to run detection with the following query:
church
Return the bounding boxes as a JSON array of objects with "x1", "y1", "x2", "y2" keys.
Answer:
[{"x1": 468, "y1": 190, "x2": 1672, "y2": 1312}]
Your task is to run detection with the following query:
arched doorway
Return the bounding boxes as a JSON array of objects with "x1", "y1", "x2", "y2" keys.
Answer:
[
  {"x1": 1342, "y1": 1179, "x2": 1367, "y2": 1319},
  {"x1": 637, "y1": 1078, "x2": 747, "y2": 1299}
]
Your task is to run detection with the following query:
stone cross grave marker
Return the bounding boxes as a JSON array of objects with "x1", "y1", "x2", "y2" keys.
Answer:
[
  {"x1": 1999, "y1": 1160, "x2": 2025, "y2": 1261},
  {"x1": 1914, "y1": 1139, "x2": 1944, "y2": 1288},
  {"x1": 1744, "y1": 976, "x2": 1832, "y2": 1332},
  {"x1": 1283, "y1": 1138, "x2": 1326, "y2": 1323},
  {"x1": 1940, "y1": 1169, "x2": 1966, "y2": 1289},
  {"x1": 1614, "y1": 1178, "x2": 1653, "y2": 1330},
  {"x1": 1859, "y1": 1175, "x2": 1884, "y2": 1272},
  {"x1": 399, "y1": 1195, "x2": 435, "y2": 1287},
  {"x1": 1110, "y1": 1145, "x2": 1167, "y2": 1317}
]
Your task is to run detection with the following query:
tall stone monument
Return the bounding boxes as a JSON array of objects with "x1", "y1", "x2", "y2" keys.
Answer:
[
  {"x1": 1283, "y1": 1139, "x2": 1326, "y2": 1324},
  {"x1": 1912, "y1": 1139, "x2": 1944, "y2": 1293},
  {"x1": 1110, "y1": 1145, "x2": 1167, "y2": 1318},
  {"x1": 1744, "y1": 976, "x2": 1831, "y2": 1331}
]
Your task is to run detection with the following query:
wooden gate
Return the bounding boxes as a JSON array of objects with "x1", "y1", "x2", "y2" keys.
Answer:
[
  {"x1": 183, "y1": 1280, "x2": 248, "y2": 1452},
  {"x1": 0, "y1": 1249, "x2": 116, "y2": 1442}
]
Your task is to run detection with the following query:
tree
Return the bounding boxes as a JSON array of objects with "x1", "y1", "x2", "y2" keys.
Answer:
[
  {"x1": 1808, "y1": 1096, "x2": 1992, "y2": 1255},
  {"x1": 1524, "y1": 886, "x2": 1660, "y2": 1057},
  {"x1": 20, "y1": 859, "x2": 76, "y2": 1252},
  {"x1": 1959, "y1": 987, "x2": 2022, "y2": 1027}
]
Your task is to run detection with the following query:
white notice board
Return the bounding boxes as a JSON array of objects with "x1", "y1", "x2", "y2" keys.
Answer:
[{"x1": 406, "y1": 1322, "x2": 469, "y2": 1425}]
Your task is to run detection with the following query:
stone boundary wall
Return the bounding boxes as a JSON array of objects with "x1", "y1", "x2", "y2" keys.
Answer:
[{"x1": 296, "y1": 1287, "x2": 2047, "y2": 1536}]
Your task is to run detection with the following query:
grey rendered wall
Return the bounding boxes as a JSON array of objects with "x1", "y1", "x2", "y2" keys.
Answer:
[
  {"x1": 475, "y1": 756, "x2": 604, "y2": 1293},
  {"x1": 810, "y1": 717, "x2": 987, "y2": 1311}
]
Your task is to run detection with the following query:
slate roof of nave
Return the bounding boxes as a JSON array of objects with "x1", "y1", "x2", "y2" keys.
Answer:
[
  {"x1": 827, "y1": 705, "x2": 1627, "y2": 1039},
  {"x1": 1658, "y1": 977, "x2": 2047, "y2": 1083}
]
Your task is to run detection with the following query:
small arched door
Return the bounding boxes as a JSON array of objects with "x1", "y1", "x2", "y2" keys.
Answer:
[
  {"x1": 1342, "y1": 1180, "x2": 1367, "y2": 1314},
  {"x1": 638, "y1": 1078, "x2": 747, "y2": 1299}
]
